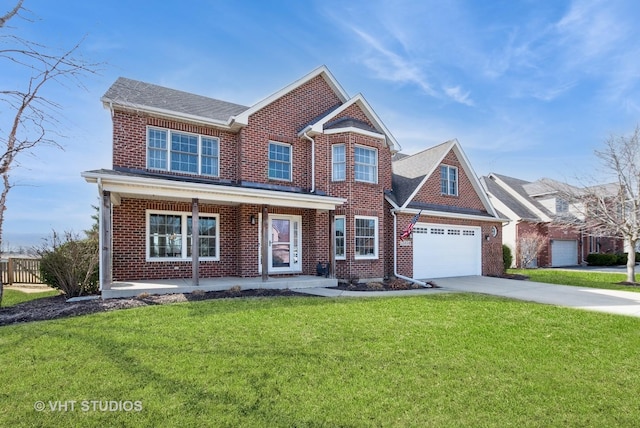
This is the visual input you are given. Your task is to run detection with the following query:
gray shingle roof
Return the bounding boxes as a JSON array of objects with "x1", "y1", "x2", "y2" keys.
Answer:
[
  {"x1": 102, "y1": 77, "x2": 250, "y2": 123},
  {"x1": 390, "y1": 142, "x2": 452, "y2": 206},
  {"x1": 481, "y1": 175, "x2": 540, "y2": 220}
]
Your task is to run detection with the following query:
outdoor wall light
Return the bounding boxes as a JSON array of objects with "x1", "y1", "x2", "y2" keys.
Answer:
[
  {"x1": 250, "y1": 214, "x2": 257, "y2": 225},
  {"x1": 485, "y1": 234, "x2": 490, "y2": 241}
]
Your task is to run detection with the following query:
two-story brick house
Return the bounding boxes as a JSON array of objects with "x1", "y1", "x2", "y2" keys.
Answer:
[{"x1": 83, "y1": 66, "x2": 504, "y2": 297}]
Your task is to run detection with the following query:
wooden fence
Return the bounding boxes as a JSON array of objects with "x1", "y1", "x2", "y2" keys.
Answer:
[{"x1": 0, "y1": 258, "x2": 43, "y2": 285}]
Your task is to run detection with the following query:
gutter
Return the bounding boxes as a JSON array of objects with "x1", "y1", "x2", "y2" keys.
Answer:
[
  {"x1": 391, "y1": 210, "x2": 428, "y2": 287},
  {"x1": 97, "y1": 178, "x2": 104, "y2": 292},
  {"x1": 302, "y1": 131, "x2": 315, "y2": 193}
]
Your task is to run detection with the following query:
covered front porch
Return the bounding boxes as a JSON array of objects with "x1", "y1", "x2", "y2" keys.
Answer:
[{"x1": 103, "y1": 275, "x2": 337, "y2": 299}]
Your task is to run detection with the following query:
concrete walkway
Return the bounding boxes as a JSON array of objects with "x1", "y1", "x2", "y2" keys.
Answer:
[
  {"x1": 434, "y1": 276, "x2": 640, "y2": 318},
  {"x1": 295, "y1": 276, "x2": 640, "y2": 318}
]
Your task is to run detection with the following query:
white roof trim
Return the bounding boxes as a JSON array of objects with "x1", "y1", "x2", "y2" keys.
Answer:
[
  {"x1": 323, "y1": 127, "x2": 385, "y2": 139},
  {"x1": 83, "y1": 171, "x2": 346, "y2": 211},
  {"x1": 400, "y1": 139, "x2": 499, "y2": 218},
  {"x1": 232, "y1": 65, "x2": 349, "y2": 127},
  {"x1": 101, "y1": 99, "x2": 233, "y2": 129},
  {"x1": 394, "y1": 207, "x2": 509, "y2": 223},
  {"x1": 300, "y1": 94, "x2": 400, "y2": 152},
  {"x1": 488, "y1": 173, "x2": 551, "y2": 222}
]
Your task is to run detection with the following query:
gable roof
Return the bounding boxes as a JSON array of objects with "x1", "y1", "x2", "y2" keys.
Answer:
[
  {"x1": 484, "y1": 173, "x2": 556, "y2": 221},
  {"x1": 389, "y1": 139, "x2": 500, "y2": 220},
  {"x1": 232, "y1": 65, "x2": 349, "y2": 128},
  {"x1": 481, "y1": 175, "x2": 540, "y2": 221},
  {"x1": 298, "y1": 93, "x2": 400, "y2": 152},
  {"x1": 102, "y1": 77, "x2": 250, "y2": 127}
]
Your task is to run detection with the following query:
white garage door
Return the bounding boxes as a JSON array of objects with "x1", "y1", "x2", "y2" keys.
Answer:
[
  {"x1": 412, "y1": 223, "x2": 482, "y2": 279},
  {"x1": 551, "y1": 240, "x2": 577, "y2": 267}
]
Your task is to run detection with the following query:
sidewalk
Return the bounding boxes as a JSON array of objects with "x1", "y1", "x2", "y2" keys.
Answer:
[{"x1": 295, "y1": 276, "x2": 640, "y2": 318}]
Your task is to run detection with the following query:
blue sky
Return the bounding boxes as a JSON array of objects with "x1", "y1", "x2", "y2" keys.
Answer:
[{"x1": 2, "y1": 0, "x2": 640, "y2": 248}]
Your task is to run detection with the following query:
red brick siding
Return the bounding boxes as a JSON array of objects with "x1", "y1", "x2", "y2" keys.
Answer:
[
  {"x1": 111, "y1": 110, "x2": 239, "y2": 180},
  {"x1": 412, "y1": 149, "x2": 486, "y2": 211},
  {"x1": 237, "y1": 75, "x2": 342, "y2": 188}
]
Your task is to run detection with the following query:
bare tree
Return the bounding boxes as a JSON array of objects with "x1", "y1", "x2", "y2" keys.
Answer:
[
  {"x1": 518, "y1": 231, "x2": 546, "y2": 268},
  {"x1": 0, "y1": 1, "x2": 97, "y2": 305},
  {"x1": 552, "y1": 127, "x2": 640, "y2": 283}
]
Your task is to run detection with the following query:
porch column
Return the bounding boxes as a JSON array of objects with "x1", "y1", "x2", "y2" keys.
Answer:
[
  {"x1": 261, "y1": 205, "x2": 269, "y2": 282},
  {"x1": 192, "y1": 198, "x2": 199, "y2": 286},
  {"x1": 101, "y1": 190, "x2": 112, "y2": 290},
  {"x1": 329, "y1": 210, "x2": 336, "y2": 278}
]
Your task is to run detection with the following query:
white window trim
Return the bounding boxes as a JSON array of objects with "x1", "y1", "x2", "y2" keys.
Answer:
[
  {"x1": 146, "y1": 126, "x2": 220, "y2": 177},
  {"x1": 335, "y1": 215, "x2": 346, "y2": 260},
  {"x1": 268, "y1": 141, "x2": 292, "y2": 182},
  {"x1": 332, "y1": 144, "x2": 346, "y2": 182},
  {"x1": 441, "y1": 164, "x2": 458, "y2": 196},
  {"x1": 146, "y1": 210, "x2": 220, "y2": 262},
  {"x1": 354, "y1": 215, "x2": 379, "y2": 260},
  {"x1": 354, "y1": 145, "x2": 378, "y2": 184}
]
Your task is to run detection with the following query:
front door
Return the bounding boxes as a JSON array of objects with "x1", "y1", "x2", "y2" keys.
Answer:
[{"x1": 266, "y1": 215, "x2": 302, "y2": 273}]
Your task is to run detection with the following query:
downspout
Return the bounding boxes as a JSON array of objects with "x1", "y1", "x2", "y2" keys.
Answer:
[
  {"x1": 97, "y1": 178, "x2": 104, "y2": 292},
  {"x1": 302, "y1": 131, "x2": 315, "y2": 193},
  {"x1": 391, "y1": 210, "x2": 428, "y2": 287}
]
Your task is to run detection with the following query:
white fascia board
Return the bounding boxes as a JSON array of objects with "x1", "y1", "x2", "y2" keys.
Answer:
[
  {"x1": 82, "y1": 172, "x2": 346, "y2": 210},
  {"x1": 489, "y1": 174, "x2": 551, "y2": 221},
  {"x1": 101, "y1": 99, "x2": 233, "y2": 129},
  {"x1": 323, "y1": 127, "x2": 385, "y2": 139},
  {"x1": 395, "y1": 207, "x2": 509, "y2": 223},
  {"x1": 232, "y1": 65, "x2": 349, "y2": 127}
]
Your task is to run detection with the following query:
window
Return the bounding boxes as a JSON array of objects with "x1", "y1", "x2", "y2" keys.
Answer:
[
  {"x1": 335, "y1": 215, "x2": 345, "y2": 259},
  {"x1": 146, "y1": 127, "x2": 219, "y2": 176},
  {"x1": 354, "y1": 146, "x2": 377, "y2": 183},
  {"x1": 556, "y1": 198, "x2": 569, "y2": 213},
  {"x1": 268, "y1": 141, "x2": 291, "y2": 181},
  {"x1": 355, "y1": 216, "x2": 378, "y2": 259},
  {"x1": 147, "y1": 211, "x2": 219, "y2": 261},
  {"x1": 440, "y1": 165, "x2": 458, "y2": 196},
  {"x1": 332, "y1": 144, "x2": 346, "y2": 181}
]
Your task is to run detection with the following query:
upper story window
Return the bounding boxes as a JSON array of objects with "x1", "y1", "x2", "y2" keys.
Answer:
[
  {"x1": 268, "y1": 141, "x2": 292, "y2": 181},
  {"x1": 440, "y1": 165, "x2": 458, "y2": 196},
  {"x1": 354, "y1": 145, "x2": 377, "y2": 183},
  {"x1": 147, "y1": 127, "x2": 219, "y2": 176},
  {"x1": 556, "y1": 198, "x2": 569, "y2": 213},
  {"x1": 332, "y1": 144, "x2": 346, "y2": 181}
]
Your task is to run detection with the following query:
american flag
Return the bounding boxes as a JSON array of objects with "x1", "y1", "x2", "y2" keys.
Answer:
[{"x1": 400, "y1": 210, "x2": 422, "y2": 241}]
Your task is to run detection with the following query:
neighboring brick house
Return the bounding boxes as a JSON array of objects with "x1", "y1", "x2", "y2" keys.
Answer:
[
  {"x1": 83, "y1": 66, "x2": 504, "y2": 297},
  {"x1": 481, "y1": 173, "x2": 623, "y2": 267}
]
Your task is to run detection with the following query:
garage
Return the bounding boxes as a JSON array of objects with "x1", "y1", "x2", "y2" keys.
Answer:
[
  {"x1": 551, "y1": 240, "x2": 578, "y2": 267},
  {"x1": 412, "y1": 223, "x2": 482, "y2": 279}
]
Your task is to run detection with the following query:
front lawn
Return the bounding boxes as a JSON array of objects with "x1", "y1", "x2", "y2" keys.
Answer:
[
  {"x1": 1, "y1": 288, "x2": 59, "y2": 307},
  {"x1": 2, "y1": 294, "x2": 640, "y2": 427},
  {"x1": 508, "y1": 268, "x2": 640, "y2": 292}
]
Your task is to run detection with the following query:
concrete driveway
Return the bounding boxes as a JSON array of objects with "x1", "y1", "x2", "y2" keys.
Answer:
[{"x1": 434, "y1": 276, "x2": 640, "y2": 318}]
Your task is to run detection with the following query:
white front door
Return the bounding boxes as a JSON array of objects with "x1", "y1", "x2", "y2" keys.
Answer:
[{"x1": 266, "y1": 214, "x2": 302, "y2": 273}]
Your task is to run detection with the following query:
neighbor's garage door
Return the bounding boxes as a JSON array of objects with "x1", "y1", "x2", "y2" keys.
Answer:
[
  {"x1": 412, "y1": 223, "x2": 482, "y2": 279},
  {"x1": 551, "y1": 240, "x2": 578, "y2": 267}
]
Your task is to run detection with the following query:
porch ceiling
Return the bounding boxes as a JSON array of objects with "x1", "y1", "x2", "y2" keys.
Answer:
[{"x1": 83, "y1": 170, "x2": 346, "y2": 210}]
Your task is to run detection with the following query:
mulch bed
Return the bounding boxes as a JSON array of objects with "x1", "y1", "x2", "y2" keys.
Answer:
[
  {"x1": 0, "y1": 288, "x2": 300, "y2": 327},
  {"x1": 332, "y1": 278, "x2": 439, "y2": 291}
]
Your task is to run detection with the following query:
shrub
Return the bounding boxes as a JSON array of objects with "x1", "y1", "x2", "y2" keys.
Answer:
[
  {"x1": 37, "y1": 231, "x2": 99, "y2": 297},
  {"x1": 586, "y1": 253, "x2": 618, "y2": 266},
  {"x1": 502, "y1": 245, "x2": 513, "y2": 271}
]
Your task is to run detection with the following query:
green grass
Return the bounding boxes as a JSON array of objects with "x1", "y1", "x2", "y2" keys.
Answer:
[
  {"x1": 1, "y1": 288, "x2": 59, "y2": 307},
  {"x1": 2, "y1": 294, "x2": 640, "y2": 427},
  {"x1": 508, "y1": 268, "x2": 640, "y2": 292}
]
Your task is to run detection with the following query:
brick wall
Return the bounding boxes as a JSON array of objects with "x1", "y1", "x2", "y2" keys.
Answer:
[{"x1": 413, "y1": 149, "x2": 487, "y2": 211}]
